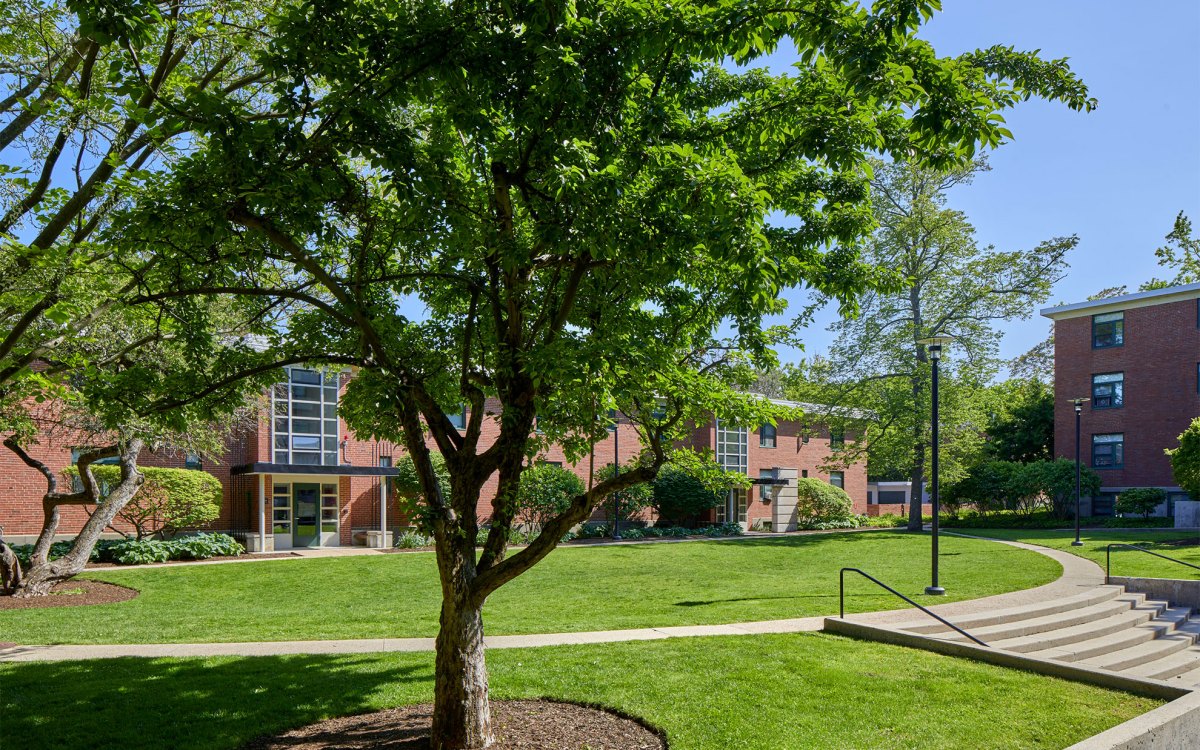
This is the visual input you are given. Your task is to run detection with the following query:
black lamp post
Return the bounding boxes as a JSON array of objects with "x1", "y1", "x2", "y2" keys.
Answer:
[
  {"x1": 610, "y1": 411, "x2": 621, "y2": 541},
  {"x1": 917, "y1": 334, "x2": 954, "y2": 596},
  {"x1": 1070, "y1": 398, "x2": 1090, "y2": 547}
]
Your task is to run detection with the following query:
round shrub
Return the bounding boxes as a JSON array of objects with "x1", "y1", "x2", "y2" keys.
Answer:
[
  {"x1": 794, "y1": 478, "x2": 853, "y2": 522},
  {"x1": 652, "y1": 465, "x2": 725, "y2": 527},
  {"x1": 516, "y1": 463, "x2": 586, "y2": 528},
  {"x1": 1116, "y1": 488, "x2": 1166, "y2": 519}
]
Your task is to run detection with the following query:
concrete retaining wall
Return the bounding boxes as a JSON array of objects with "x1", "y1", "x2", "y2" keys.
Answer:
[
  {"x1": 1174, "y1": 501, "x2": 1199, "y2": 529},
  {"x1": 1108, "y1": 577, "x2": 1200, "y2": 613},
  {"x1": 823, "y1": 618, "x2": 1189, "y2": 701},
  {"x1": 1065, "y1": 689, "x2": 1200, "y2": 750}
]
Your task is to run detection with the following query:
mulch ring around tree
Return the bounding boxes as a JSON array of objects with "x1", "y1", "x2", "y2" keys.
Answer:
[
  {"x1": 0, "y1": 579, "x2": 138, "y2": 610},
  {"x1": 243, "y1": 699, "x2": 667, "y2": 750}
]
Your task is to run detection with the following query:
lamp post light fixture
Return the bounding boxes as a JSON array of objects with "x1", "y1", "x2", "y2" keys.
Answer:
[
  {"x1": 1070, "y1": 398, "x2": 1091, "y2": 547},
  {"x1": 917, "y1": 334, "x2": 955, "y2": 596}
]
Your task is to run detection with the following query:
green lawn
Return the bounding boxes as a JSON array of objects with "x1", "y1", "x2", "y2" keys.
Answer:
[
  {"x1": 957, "y1": 529, "x2": 1200, "y2": 580},
  {"x1": 0, "y1": 532, "x2": 1061, "y2": 644},
  {"x1": 0, "y1": 633, "x2": 1159, "y2": 750}
]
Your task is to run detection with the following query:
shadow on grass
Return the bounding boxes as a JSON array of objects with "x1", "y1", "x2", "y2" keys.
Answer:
[{"x1": 1, "y1": 654, "x2": 435, "y2": 750}]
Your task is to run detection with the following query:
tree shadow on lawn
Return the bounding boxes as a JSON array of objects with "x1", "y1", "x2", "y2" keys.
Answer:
[{"x1": 1, "y1": 654, "x2": 435, "y2": 750}]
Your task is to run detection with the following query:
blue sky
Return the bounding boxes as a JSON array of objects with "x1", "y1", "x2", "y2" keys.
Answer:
[{"x1": 767, "y1": 0, "x2": 1200, "y2": 366}]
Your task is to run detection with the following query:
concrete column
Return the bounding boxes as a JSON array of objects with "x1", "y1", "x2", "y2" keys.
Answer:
[
  {"x1": 774, "y1": 467, "x2": 799, "y2": 532},
  {"x1": 258, "y1": 474, "x2": 266, "y2": 552}
]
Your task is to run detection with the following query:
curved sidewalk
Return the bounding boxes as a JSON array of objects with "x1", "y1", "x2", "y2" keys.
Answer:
[{"x1": 0, "y1": 535, "x2": 1102, "y2": 663}]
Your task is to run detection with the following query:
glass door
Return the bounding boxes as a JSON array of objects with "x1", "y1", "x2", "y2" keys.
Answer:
[{"x1": 293, "y1": 483, "x2": 320, "y2": 547}]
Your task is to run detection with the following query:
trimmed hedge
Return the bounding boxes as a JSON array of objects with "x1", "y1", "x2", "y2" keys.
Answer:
[{"x1": 794, "y1": 478, "x2": 854, "y2": 524}]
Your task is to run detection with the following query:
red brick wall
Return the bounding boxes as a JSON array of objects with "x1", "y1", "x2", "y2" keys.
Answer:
[
  {"x1": 1053, "y1": 296, "x2": 1200, "y2": 490},
  {"x1": 2, "y1": 374, "x2": 869, "y2": 538}
]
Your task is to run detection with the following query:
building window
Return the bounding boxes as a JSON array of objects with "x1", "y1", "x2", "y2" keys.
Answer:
[
  {"x1": 272, "y1": 483, "x2": 292, "y2": 534},
  {"x1": 715, "y1": 420, "x2": 748, "y2": 473},
  {"x1": 272, "y1": 368, "x2": 340, "y2": 466},
  {"x1": 447, "y1": 406, "x2": 467, "y2": 430},
  {"x1": 1092, "y1": 433, "x2": 1124, "y2": 469},
  {"x1": 1092, "y1": 311, "x2": 1124, "y2": 348},
  {"x1": 759, "y1": 423, "x2": 777, "y2": 448},
  {"x1": 184, "y1": 452, "x2": 202, "y2": 470},
  {"x1": 1091, "y1": 372, "x2": 1124, "y2": 409},
  {"x1": 801, "y1": 469, "x2": 808, "y2": 478},
  {"x1": 734, "y1": 488, "x2": 748, "y2": 524},
  {"x1": 830, "y1": 428, "x2": 845, "y2": 448},
  {"x1": 320, "y1": 483, "x2": 339, "y2": 533},
  {"x1": 829, "y1": 471, "x2": 845, "y2": 490}
]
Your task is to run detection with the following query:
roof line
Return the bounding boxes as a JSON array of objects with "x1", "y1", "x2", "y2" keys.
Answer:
[{"x1": 1040, "y1": 282, "x2": 1200, "y2": 319}]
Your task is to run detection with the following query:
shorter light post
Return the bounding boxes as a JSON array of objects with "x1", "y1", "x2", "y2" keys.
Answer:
[
  {"x1": 1070, "y1": 398, "x2": 1090, "y2": 547},
  {"x1": 917, "y1": 334, "x2": 954, "y2": 596}
]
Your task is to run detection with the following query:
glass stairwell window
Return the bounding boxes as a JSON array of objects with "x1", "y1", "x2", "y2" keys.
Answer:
[{"x1": 273, "y1": 368, "x2": 340, "y2": 466}]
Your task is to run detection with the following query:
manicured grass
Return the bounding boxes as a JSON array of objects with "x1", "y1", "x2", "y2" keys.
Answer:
[
  {"x1": 0, "y1": 532, "x2": 1060, "y2": 644},
  {"x1": 0, "y1": 633, "x2": 1160, "y2": 750},
  {"x1": 959, "y1": 529, "x2": 1200, "y2": 580}
]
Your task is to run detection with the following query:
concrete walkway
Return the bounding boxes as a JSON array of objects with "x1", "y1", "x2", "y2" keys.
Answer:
[{"x1": 0, "y1": 534, "x2": 1102, "y2": 663}]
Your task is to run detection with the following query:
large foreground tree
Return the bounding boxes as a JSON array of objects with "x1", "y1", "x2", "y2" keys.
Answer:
[{"x1": 127, "y1": 1, "x2": 1092, "y2": 746}]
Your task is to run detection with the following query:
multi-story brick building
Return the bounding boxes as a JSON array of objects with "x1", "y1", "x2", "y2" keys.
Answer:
[
  {"x1": 1041, "y1": 282, "x2": 1200, "y2": 516},
  {"x1": 1, "y1": 368, "x2": 868, "y2": 546}
]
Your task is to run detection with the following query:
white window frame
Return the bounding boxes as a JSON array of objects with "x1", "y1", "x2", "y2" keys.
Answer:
[{"x1": 272, "y1": 368, "x2": 340, "y2": 466}]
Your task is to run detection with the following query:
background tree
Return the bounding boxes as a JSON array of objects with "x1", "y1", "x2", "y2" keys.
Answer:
[
  {"x1": 795, "y1": 158, "x2": 1078, "y2": 530},
  {"x1": 127, "y1": 1, "x2": 1093, "y2": 746},
  {"x1": 1141, "y1": 212, "x2": 1199, "y2": 289},
  {"x1": 1167, "y1": 417, "x2": 1200, "y2": 499},
  {"x1": 983, "y1": 378, "x2": 1054, "y2": 463}
]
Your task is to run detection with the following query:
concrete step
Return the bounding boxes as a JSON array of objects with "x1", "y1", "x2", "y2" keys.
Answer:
[
  {"x1": 1126, "y1": 645, "x2": 1200, "y2": 680},
  {"x1": 894, "y1": 586, "x2": 1130, "y2": 634},
  {"x1": 999, "y1": 607, "x2": 1180, "y2": 657},
  {"x1": 1167, "y1": 663, "x2": 1200, "y2": 687},
  {"x1": 1079, "y1": 632, "x2": 1198, "y2": 672},
  {"x1": 932, "y1": 596, "x2": 1156, "y2": 644}
]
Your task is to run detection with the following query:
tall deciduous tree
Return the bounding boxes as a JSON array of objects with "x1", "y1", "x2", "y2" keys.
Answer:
[
  {"x1": 1141, "y1": 212, "x2": 1199, "y2": 290},
  {"x1": 801, "y1": 158, "x2": 1078, "y2": 530},
  {"x1": 128, "y1": 1, "x2": 1092, "y2": 746}
]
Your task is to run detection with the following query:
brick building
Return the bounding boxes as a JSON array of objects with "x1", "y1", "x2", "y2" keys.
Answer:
[
  {"x1": 1, "y1": 367, "x2": 868, "y2": 546},
  {"x1": 1041, "y1": 282, "x2": 1200, "y2": 516}
]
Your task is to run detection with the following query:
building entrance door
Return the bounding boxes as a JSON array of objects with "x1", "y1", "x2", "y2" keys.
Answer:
[{"x1": 293, "y1": 483, "x2": 320, "y2": 547}]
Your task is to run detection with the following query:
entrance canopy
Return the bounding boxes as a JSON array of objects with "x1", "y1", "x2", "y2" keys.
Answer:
[{"x1": 231, "y1": 462, "x2": 398, "y2": 477}]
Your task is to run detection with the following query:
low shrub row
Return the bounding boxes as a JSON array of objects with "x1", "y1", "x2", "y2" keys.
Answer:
[
  {"x1": 8, "y1": 533, "x2": 245, "y2": 567},
  {"x1": 942, "y1": 510, "x2": 1174, "y2": 530}
]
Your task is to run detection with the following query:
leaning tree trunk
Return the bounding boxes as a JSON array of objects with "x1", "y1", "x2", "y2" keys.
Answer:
[
  {"x1": 0, "y1": 531, "x2": 23, "y2": 594},
  {"x1": 4, "y1": 437, "x2": 145, "y2": 597}
]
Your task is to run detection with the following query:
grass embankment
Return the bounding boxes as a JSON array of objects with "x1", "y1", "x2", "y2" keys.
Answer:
[
  {"x1": 0, "y1": 531, "x2": 1060, "y2": 644},
  {"x1": 959, "y1": 528, "x2": 1200, "y2": 579},
  {"x1": 0, "y1": 633, "x2": 1160, "y2": 750}
]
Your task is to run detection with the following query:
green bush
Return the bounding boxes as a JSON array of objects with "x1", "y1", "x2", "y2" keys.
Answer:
[
  {"x1": 651, "y1": 465, "x2": 726, "y2": 526},
  {"x1": 596, "y1": 462, "x2": 654, "y2": 524},
  {"x1": 516, "y1": 463, "x2": 586, "y2": 529},
  {"x1": 794, "y1": 478, "x2": 854, "y2": 523},
  {"x1": 393, "y1": 452, "x2": 451, "y2": 534},
  {"x1": 394, "y1": 530, "x2": 433, "y2": 549},
  {"x1": 1167, "y1": 417, "x2": 1200, "y2": 499},
  {"x1": 71, "y1": 465, "x2": 224, "y2": 539},
  {"x1": 862, "y1": 514, "x2": 908, "y2": 528},
  {"x1": 1116, "y1": 488, "x2": 1167, "y2": 519}
]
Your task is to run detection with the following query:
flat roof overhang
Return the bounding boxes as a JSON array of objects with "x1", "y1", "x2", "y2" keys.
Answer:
[
  {"x1": 750, "y1": 477, "x2": 790, "y2": 486},
  {"x1": 231, "y1": 463, "x2": 399, "y2": 477}
]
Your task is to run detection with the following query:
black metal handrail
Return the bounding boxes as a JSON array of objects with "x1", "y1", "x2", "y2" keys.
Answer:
[
  {"x1": 839, "y1": 567, "x2": 989, "y2": 647},
  {"x1": 1106, "y1": 544, "x2": 1200, "y2": 583}
]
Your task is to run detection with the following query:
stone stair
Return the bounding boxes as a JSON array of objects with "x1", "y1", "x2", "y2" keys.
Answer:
[{"x1": 888, "y1": 584, "x2": 1200, "y2": 689}]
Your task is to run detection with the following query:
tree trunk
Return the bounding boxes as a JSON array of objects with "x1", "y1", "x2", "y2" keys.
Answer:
[
  {"x1": 0, "y1": 533, "x2": 23, "y2": 594},
  {"x1": 430, "y1": 591, "x2": 493, "y2": 750},
  {"x1": 907, "y1": 445, "x2": 926, "y2": 531},
  {"x1": 8, "y1": 438, "x2": 144, "y2": 597}
]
